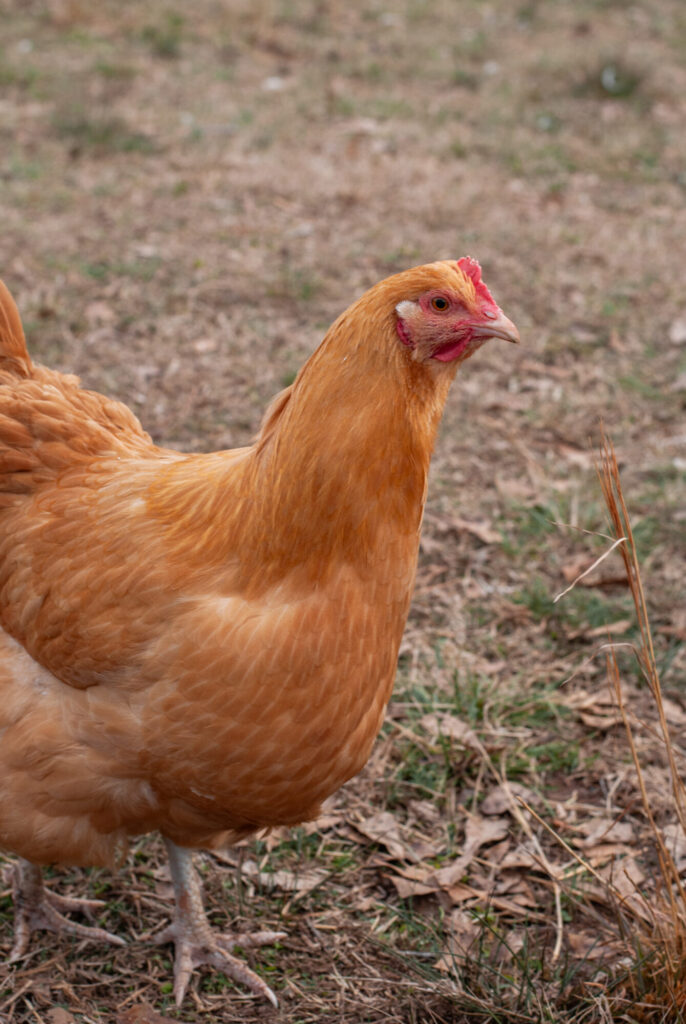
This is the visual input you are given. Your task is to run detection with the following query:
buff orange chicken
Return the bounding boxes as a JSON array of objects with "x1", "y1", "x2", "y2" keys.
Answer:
[{"x1": 0, "y1": 260, "x2": 518, "y2": 1006}]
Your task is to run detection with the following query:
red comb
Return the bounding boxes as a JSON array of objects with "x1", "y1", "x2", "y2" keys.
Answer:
[{"x1": 457, "y1": 256, "x2": 497, "y2": 307}]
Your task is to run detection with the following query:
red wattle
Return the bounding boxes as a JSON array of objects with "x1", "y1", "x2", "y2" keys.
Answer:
[
  {"x1": 396, "y1": 319, "x2": 413, "y2": 347},
  {"x1": 432, "y1": 337, "x2": 470, "y2": 362}
]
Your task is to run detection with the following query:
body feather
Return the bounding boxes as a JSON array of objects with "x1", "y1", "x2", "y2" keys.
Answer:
[{"x1": 0, "y1": 263, "x2": 498, "y2": 866}]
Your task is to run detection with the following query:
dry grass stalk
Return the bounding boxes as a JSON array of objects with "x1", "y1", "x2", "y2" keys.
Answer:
[{"x1": 597, "y1": 432, "x2": 686, "y2": 1016}]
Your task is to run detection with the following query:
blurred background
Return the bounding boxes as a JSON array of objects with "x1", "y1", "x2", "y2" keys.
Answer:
[{"x1": 1, "y1": 1, "x2": 685, "y2": 1021}]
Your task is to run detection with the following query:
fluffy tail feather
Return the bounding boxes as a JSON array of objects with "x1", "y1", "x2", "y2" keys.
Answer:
[{"x1": 0, "y1": 279, "x2": 32, "y2": 377}]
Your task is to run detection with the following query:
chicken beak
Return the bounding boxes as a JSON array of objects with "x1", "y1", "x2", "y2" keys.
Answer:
[{"x1": 474, "y1": 311, "x2": 520, "y2": 345}]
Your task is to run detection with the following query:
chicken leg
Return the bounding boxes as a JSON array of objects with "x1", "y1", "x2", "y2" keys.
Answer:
[
  {"x1": 7, "y1": 858, "x2": 126, "y2": 961},
  {"x1": 155, "y1": 838, "x2": 286, "y2": 1008}
]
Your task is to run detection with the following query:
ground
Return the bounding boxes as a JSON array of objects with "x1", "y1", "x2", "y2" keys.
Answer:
[{"x1": 1, "y1": 1, "x2": 686, "y2": 1021}]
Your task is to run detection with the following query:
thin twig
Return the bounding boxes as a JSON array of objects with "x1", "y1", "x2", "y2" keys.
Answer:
[
  {"x1": 498, "y1": 753, "x2": 565, "y2": 962},
  {"x1": 552, "y1": 536, "x2": 626, "y2": 603}
]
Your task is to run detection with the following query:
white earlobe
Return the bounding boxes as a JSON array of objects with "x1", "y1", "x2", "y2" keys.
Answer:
[{"x1": 395, "y1": 300, "x2": 419, "y2": 318}]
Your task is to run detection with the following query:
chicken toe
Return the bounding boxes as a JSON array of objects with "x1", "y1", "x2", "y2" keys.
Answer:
[
  {"x1": 7, "y1": 858, "x2": 126, "y2": 961},
  {"x1": 159, "y1": 839, "x2": 286, "y2": 1008}
]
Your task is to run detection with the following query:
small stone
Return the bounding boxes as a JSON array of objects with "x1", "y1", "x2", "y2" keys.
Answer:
[
  {"x1": 669, "y1": 316, "x2": 686, "y2": 345},
  {"x1": 262, "y1": 76, "x2": 286, "y2": 92}
]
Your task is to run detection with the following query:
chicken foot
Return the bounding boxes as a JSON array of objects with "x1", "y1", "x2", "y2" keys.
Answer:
[
  {"x1": 156, "y1": 838, "x2": 286, "y2": 1008},
  {"x1": 7, "y1": 858, "x2": 126, "y2": 961}
]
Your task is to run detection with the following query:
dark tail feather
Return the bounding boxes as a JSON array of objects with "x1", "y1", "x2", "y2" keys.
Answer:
[{"x1": 0, "y1": 279, "x2": 32, "y2": 377}]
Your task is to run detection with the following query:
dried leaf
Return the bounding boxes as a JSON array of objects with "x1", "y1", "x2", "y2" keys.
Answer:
[
  {"x1": 599, "y1": 856, "x2": 645, "y2": 899},
  {"x1": 389, "y1": 863, "x2": 434, "y2": 883},
  {"x1": 47, "y1": 1012, "x2": 77, "y2": 1024},
  {"x1": 408, "y1": 799, "x2": 441, "y2": 825},
  {"x1": 588, "y1": 618, "x2": 632, "y2": 637},
  {"x1": 481, "y1": 782, "x2": 538, "y2": 816},
  {"x1": 387, "y1": 863, "x2": 438, "y2": 899},
  {"x1": 663, "y1": 822, "x2": 686, "y2": 872},
  {"x1": 445, "y1": 882, "x2": 479, "y2": 903},
  {"x1": 499, "y1": 843, "x2": 545, "y2": 871},
  {"x1": 482, "y1": 838, "x2": 511, "y2": 864},
  {"x1": 495, "y1": 475, "x2": 536, "y2": 501},
  {"x1": 411, "y1": 839, "x2": 441, "y2": 860},
  {"x1": 433, "y1": 816, "x2": 510, "y2": 888},
  {"x1": 117, "y1": 1004, "x2": 178, "y2": 1024},
  {"x1": 578, "y1": 710, "x2": 625, "y2": 730},
  {"x1": 442, "y1": 883, "x2": 550, "y2": 920},
  {"x1": 556, "y1": 443, "x2": 593, "y2": 468},
  {"x1": 420, "y1": 713, "x2": 485, "y2": 754},
  {"x1": 577, "y1": 819, "x2": 634, "y2": 847},
  {"x1": 563, "y1": 685, "x2": 630, "y2": 712},
  {"x1": 451, "y1": 516, "x2": 502, "y2": 545},
  {"x1": 567, "y1": 929, "x2": 606, "y2": 958},
  {"x1": 585, "y1": 842, "x2": 635, "y2": 866},
  {"x1": 494, "y1": 872, "x2": 537, "y2": 900},
  {"x1": 85, "y1": 300, "x2": 115, "y2": 326},
  {"x1": 424, "y1": 510, "x2": 501, "y2": 545},
  {"x1": 240, "y1": 859, "x2": 327, "y2": 895},
  {"x1": 388, "y1": 875, "x2": 437, "y2": 899},
  {"x1": 300, "y1": 813, "x2": 343, "y2": 836},
  {"x1": 566, "y1": 617, "x2": 632, "y2": 640},
  {"x1": 418, "y1": 534, "x2": 442, "y2": 557},
  {"x1": 661, "y1": 698, "x2": 686, "y2": 728},
  {"x1": 353, "y1": 811, "x2": 411, "y2": 860},
  {"x1": 519, "y1": 357, "x2": 571, "y2": 380},
  {"x1": 562, "y1": 556, "x2": 596, "y2": 583},
  {"x1": 434, "y1": 951, "x2": 458, "y2": 973},
  {"x1": 446, "y1": 908, "x2": 481, "y2": 956}
]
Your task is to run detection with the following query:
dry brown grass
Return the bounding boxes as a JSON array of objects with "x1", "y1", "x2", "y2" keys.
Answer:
[{"x1": 593, "y1": 437, "x2": 686, "y2": 1021}]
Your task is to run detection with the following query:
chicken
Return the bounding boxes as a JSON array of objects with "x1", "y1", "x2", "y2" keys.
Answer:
[{"x1": 0, "y1": 260, "x2": 518, "y2": 1005}]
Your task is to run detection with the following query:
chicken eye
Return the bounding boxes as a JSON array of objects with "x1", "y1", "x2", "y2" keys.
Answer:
[{"x1": 431, "y1": 296, "x2": 450, "y2": 311}]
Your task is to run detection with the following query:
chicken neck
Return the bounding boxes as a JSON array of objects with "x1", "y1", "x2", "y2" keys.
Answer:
[{"x1": 238, "y1": 336, "x2": 457, "y2": 591}]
